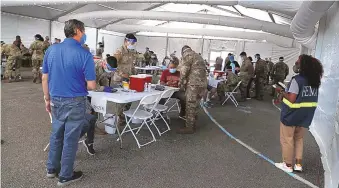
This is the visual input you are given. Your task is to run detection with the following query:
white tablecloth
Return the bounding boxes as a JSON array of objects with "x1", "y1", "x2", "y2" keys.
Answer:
[
  {"x1": 88, "y1": 87, "x2": 179, "y2": 104},
  {"x1": 135, "y1": 66, "x2": 161, "y2": 71}
]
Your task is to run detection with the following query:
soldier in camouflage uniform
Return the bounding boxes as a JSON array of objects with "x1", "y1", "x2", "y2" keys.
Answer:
[
  {"x1": 30, "y1": 34, "x2": 48, "y2": 83},
  {"x1": 271, "y1": 57, "x2": 289, "y2": 96},
  {"x1": 217, "y1": 66, "x2": 240, "y2": 103},
  {"x1": 238, "y1": 52, "x2": 254, "y2": 101},
  {"x1": 266, "y1": 58, "x2": 274, "y2": 84},
  {"x1": 113, "y1": 34, "x2": 138, "y2": 126},
  {"x1": 20, "y1": 43, "x2": 31, "y2": 66},
  {"x1": 94, "y1": 57, "x2": 118, "y2": 90},
  {"x1": 254, "y1": 54, "x2": 268, "y2": 100},
  {"x1": 113, "y1": 34, "x2": 137, "y2": 84},
  {"x1": 4, "y1": 41, "x2": 23, "y2": 82},
  {"x1": 144, "y1": 47, "x2": 151, "y2": 66},
  {"x1": 43, "y1": 36, "x2": 51, "y2": 50},
  {"x1": 178, "y1": 45, "x2": 207, "y2": 134}
]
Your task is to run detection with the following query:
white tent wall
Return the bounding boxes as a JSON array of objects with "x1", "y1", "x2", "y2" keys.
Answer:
[
  {"x1": 135, "y1": 36, "x2": 167, "y2": 61},
  {"x1": 311, "y1": 2, "x2": 339, "y2": 188},
  {"x1": 97, "y1": 30, "x2": 125, "y2": 56},
  {"x1": 167, "y1": 37, "x2": 203, "y2": 59},
  {"x1": 1, "y1": 13, "x2": 50, "y2": 47},
  {"x1": 135, "y1": 35, "x2": 299, "y2": 80},
  {"x1": 51, "y1": 21, "x2": 97, "y2": 54}
]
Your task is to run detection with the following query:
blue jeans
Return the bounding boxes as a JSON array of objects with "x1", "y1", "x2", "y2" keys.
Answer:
[{"x1": 46, "y1": 96, "x2": 86, "y2": 179}]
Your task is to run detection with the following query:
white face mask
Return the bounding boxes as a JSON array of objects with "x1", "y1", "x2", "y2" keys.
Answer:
[
  {"x1": 127, "y1": 45, "x2": 135, "y2": 50},
  {"x1": 241, "y1": 56, "x2": 245, "y2": 61}
]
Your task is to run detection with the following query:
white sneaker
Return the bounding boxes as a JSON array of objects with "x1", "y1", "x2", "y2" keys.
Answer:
[
  {"x1": 275, "y1": 162, "x2": 293, "y2": 173},
  {"x1": 294, "y1": 164, "x2": 303, "y2": 172}
]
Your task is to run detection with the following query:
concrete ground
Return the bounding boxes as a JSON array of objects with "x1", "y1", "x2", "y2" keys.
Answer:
[{"x1": 1, "y1": 68, "x2": 324, "y2": 188}]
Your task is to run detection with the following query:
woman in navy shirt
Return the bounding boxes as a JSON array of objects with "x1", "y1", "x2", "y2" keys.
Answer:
[{"x1": 275, "y1": 55, "x2": 323, "y2": 173}]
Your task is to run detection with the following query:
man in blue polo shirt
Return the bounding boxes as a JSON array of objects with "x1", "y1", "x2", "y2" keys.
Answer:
[{"x1": 42, "y1": 19, "x2": 96, "y2": 187}]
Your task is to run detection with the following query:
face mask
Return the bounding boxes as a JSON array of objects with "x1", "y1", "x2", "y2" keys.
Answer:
[
  {"x1": 151, "y1": 56, "x2": 156, "y2": 59},
  {"x1": 241, "y1": 56, "x2": 245, "y2": 61},
  {"x1": 169, "y1": 68, "x2": 177, "y2": 73},
  {"x1": 127, "y1": 44, "x2": 135, "y2": 50},
  {"x1": 80, "y1": 33, "x2": 87, "y2": 45}
]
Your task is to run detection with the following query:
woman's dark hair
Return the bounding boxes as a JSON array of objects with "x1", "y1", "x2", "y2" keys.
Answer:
[
  {"x1": 64, "y1": 19, "x2": 85, "y2": 38},
  {"x1": 35, "y1": 34, "x2": 44, "y2": 41},
  {"x1": 248, "y1": 56, "x2": 253, "y2": 61},
  {"x1": 299, "y1": 54, "x2": 323, "y2": 88}
]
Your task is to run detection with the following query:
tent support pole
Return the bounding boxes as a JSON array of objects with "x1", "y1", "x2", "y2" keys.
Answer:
[{"x1": 165, "y1": 33, "x2": 169, "y2": 57}]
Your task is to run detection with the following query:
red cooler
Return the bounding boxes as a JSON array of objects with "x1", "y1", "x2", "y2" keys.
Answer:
[
  {"x1": 213, "y1": 70, "x2": 225, "y2": 77},
  {"x1": 129, "y1": 74, "x2": 153, "y2": 92}
]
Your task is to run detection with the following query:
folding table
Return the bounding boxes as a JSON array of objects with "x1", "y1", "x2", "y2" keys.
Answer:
[{"x1": 88, "y1": 86, "x2": 178, "y2": 148}]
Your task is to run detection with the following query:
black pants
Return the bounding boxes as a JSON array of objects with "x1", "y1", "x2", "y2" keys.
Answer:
[
  {"x1": 159, "y1": 91, "x2": 186, "y2": 115},
  {"x1": 80, "y1": 113, "x2": 97, "y2": 144}
]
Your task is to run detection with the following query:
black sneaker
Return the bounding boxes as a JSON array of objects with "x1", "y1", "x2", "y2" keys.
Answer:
[
  {"x1": 57, "y1": 171, "x2": 83, "y2": 187},
  {"x1": 46, "y1": 169, "x2": 59, "y2": 178},
  {"x1": 82, "y1": 140, "x2": 95, "y2": 155}
]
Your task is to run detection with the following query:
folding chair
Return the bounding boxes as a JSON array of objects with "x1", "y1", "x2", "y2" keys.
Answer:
[
  {"x1": 222, "y1": 81, "x2": 242, "y2": 107},
  {"x1": 166, "y1": 98, "x2": 181, "y2": 113},
  {"x1": 144, "y1": 89, "x2": 177, "y2": 136},
  {"x1": 120, "y1": 93, "x2": 162, "y2": 148}
]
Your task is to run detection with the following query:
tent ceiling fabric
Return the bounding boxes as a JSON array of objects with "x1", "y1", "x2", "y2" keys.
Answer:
[
  {"x1": 106, "y1": 24, "x2": 294, "y2": 47},
  {"x1": 1, "y1": 1, "x2": 301, "y2": 40},
  {"x1": 58, "y1": 10, "x2": 292, "y2": 38}
]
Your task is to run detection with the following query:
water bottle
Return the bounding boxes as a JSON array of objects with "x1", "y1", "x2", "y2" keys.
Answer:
[
  {"x1": 144, "y1": 83, "x2": 148, "y2": 92},
  {"x1": 147, "y1": 83, "x2": 151, "y2": 91}
]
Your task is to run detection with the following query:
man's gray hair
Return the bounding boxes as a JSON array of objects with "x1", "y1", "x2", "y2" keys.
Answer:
[{"x1": 64, "y1": 19, "x2": 85, "y2": 38}]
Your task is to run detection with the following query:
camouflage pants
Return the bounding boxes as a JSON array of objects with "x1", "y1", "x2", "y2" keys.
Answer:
[
  {"x1": 5, "y1": 59, "x2": 21, "y2": 78},
  {"x1": 186, "y1": 86, "x2": 206, "y2": 128},
  {"x1": 239, "y1": 77, "x2": 251, "y2": 101},
  {"x1": 32, "y1": 59, "x2": 43, "y2": 79},
  {"x1": 272, "y1": 77, "x2": 285, "y2": 95},
  {"x1": 216, "y1": 81, "x2": 233, "y2": 98},
  {"x1": 255, "y1": 77, "x2": 266, "y2": 98},
  {"x1": 5, "y1": 59, "x2": 15, "y2": 79}
]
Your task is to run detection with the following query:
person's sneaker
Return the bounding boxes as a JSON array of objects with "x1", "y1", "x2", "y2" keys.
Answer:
[
  {"x1": 294, "y1": 164, "x2": 303, "y2": 172},
  {"x1": 33, "y1": 77, "x2": 37, "y2": 83},
  {"x1": 46, "y1": 169, "x2": 59, "y2": 178},
  {"x1": 82, "y1": 140, "x2": 95, "y2": 155},
  {"x1": 246, "y1": 97, "x2": 252, "y2": 100},
  {"x1": 57, "y1": 171, "x2": 83, "y2": 187},
  {"x1": 275, "y1": 162, "x2": 293, "y2": 173},
  {"x1": 202, "y1": 102, "x2": 211, "y2": 108}
]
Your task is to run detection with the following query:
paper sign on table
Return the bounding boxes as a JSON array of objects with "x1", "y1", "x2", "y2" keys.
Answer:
[{"x1": 91, "y1": 96, "x2": 107, "y2": 116}]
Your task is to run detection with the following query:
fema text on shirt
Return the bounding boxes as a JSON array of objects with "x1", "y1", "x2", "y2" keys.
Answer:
[{"x1": 302, "y1": 86, "x2": 318, "y2": 97}]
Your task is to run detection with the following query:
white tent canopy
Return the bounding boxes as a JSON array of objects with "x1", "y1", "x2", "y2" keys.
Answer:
[{"x1": 1, "y1": 1, "x2": 297, "y2": 41}]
